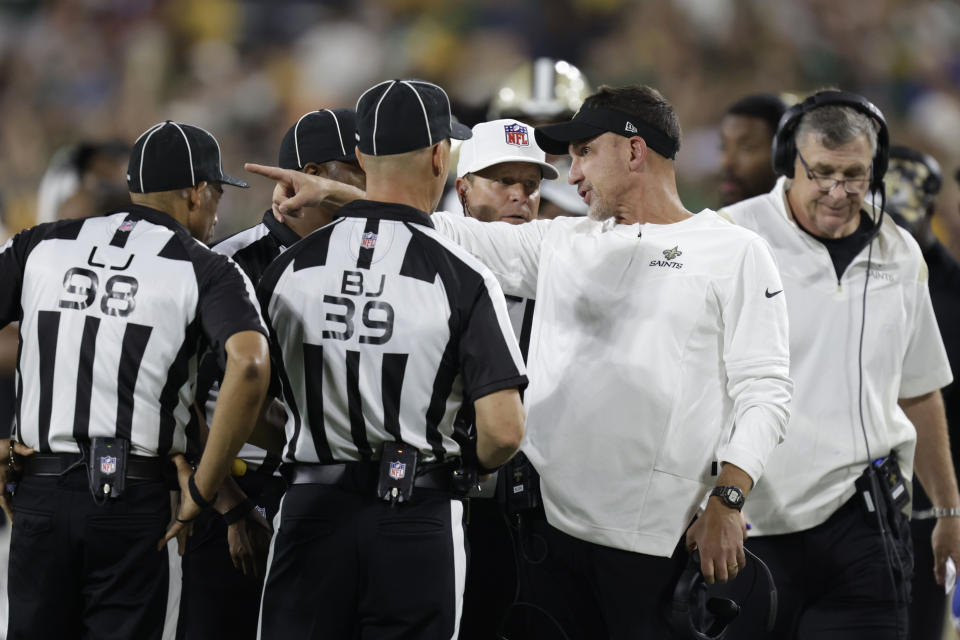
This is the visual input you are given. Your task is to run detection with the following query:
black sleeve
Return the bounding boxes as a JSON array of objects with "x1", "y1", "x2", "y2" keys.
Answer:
[
  {"x1": 458, "y1": 272, "x2": 528, "y2": 400},
  {"x1": 0, "y1": 230, "x2": 29, "y2": 327},
  {"x1": 255, "y1": 265, "x2": 290, "y2": 401},
  {"x1": 195, "y1": 251, "x2": 267, "y2": 369}
]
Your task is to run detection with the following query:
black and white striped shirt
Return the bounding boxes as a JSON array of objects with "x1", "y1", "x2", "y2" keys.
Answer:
[
  {"x1": 258, "y1": 200, "x2": 527, "y2": 464},
  {"x1": 0, "y1": 205, "x2": 266, "y2": 457},
  {"x1": 197, "y1": 210, "x2": 300, "y2": 465}
]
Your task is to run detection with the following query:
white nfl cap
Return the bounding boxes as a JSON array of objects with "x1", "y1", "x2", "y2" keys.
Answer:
[{"x1": 457, "y1": 119, "x2": 559, "y2": 180}]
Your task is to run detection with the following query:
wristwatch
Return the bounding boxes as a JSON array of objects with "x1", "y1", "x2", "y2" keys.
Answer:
[
  {"x1": 912, "y1": 504, "x2": 960, "y2": 519},
  {"x1": 710, "y1": 485, "x2": 745, "y2": 511}
]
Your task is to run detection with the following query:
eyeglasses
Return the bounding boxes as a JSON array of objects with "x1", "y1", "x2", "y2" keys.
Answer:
[{"x1": 797, "y1": 152, "x2": 871, "y2": 194}]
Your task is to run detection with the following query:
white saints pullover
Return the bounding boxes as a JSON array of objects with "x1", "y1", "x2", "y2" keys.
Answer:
[
  {"x1": 432, "y1": 210, "x2": 793, "y2": 556},
  {"x1": 724, "y1": 177, "x2": 953, "y2": 536}
]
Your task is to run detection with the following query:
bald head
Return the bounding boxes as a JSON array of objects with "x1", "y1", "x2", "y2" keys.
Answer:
[{"x1": 357, "y1": 139, "x2": 451, "y2": 213}]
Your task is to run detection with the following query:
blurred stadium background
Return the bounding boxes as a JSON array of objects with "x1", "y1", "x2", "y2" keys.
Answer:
[
  {"x1": 0, "y1": 0, "x2": 958, "y2": 246},
  {"x1": 0, "y1": 1, "x2": 960, "y2": 638}
]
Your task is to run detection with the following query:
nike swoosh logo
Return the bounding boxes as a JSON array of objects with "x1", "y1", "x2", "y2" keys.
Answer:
[{"x1": 765, "y1": 289, "x2": 783, "y2": 298}]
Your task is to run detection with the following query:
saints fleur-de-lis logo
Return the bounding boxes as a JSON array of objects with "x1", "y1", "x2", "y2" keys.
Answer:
[{"x1": 663, "y1": 246, "x2": 682, "y2": 260}]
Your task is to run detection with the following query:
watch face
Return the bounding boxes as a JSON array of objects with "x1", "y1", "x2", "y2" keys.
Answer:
[{"x1": 716, "y1": 486, "x2": 744, "y2": 508}]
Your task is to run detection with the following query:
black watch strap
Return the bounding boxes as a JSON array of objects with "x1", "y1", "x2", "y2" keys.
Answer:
[{"x1": 710, "y1": 485, "x2": 745, "y2": 511}]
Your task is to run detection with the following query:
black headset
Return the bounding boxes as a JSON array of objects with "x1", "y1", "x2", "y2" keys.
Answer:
[
  {"x1": 888, "y1": 144, "x2": 943, "y2": 197},
  {"x1": 671, "y1": 549, "x2": 777, "y2": 640},
  {"x1": 772, "y1": 90, "x2": 889, "y2": 192}
]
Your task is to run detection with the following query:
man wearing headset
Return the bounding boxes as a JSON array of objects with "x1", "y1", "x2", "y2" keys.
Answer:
[{"x1": 722, "y1": 91, "x2": 960, "y2": 638}]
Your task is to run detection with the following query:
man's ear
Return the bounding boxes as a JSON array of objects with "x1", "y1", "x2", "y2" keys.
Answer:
[
  {"x1": 302, "y1": 162, "x2": 322, "y2": 176},
  {"x1": 187, "y1": 182, "x2": 206, "y2": 210},
  {"x1": 455, "y1": 176, "x2": 468, "y2": 198},
  {"x1": 627, "y1": 137, "x2": 647, "y2": 172},
  {"x1": 432, "y1": 141, "x2": 449, "y2": 178},
  {"x1": 356, "y1": 147, "x2": 366, "y2": 172}
]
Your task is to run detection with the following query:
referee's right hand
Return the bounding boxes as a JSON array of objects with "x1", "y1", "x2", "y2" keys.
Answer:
[
  {"x1": 0, "y1": 439, "x2": 34, "y2": 523},
  {"x1": 0, "y1": 437, "x2": 13, "y2": 522},
  {"x1": 158, "y1": 454, "x2": 200, "y2": 552}
]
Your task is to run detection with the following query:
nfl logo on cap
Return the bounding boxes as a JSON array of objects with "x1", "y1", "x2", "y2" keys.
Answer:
[
  {"x1": 389, "y1": 461, "x2": 406, "y2": 480},
  {"x1": 100, "y1": 456, "x2": 117, "y2": 475},
  {"x1": 504, "y1": 123, "x2": 529, "y2": 147},
  {"x1": 361, "y1": 231, "x2": 377, "y2": 249}
]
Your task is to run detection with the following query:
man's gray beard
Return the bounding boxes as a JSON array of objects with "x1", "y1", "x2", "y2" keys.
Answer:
[{"x1": 587, "y1": 200, "x2": 615, "y2": 222}]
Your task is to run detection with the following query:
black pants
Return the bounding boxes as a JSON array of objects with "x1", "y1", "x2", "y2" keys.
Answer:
[
  {"x1": 8, "y1": 468, "x2": 171, "y2": 640},
  {"x1": 719, "y1": 495, "x2": 913, "y2": 639},
  {"x1": 509, "y1": 518, "x2": 687, "y2": 640},
  {"x1": 908, "y1": 479, "x2": 947, "y2": 640},
  {"x1": 259, "y1": 483, "x2": 466, "y2": 639},
  {"x1": 908, "y1": 516, "x2": 946, "y2": 640},
  {"x1": 459, "y1": 498, "x2": 517, "y2": 640},
  {"x1": 177, "y1": 470, "x2": 286, "y2": 640}
]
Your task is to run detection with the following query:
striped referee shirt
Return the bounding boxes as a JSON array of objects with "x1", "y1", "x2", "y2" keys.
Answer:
[
  {"x1": 258, "y1": 199, "x2": 527, "y2": 465},
  {"x1": 197, "y1": 210, "x2": 300, "y2": 465},
  {"x1": 0, "y1": 205, "x2": 266, "y2": 457}
]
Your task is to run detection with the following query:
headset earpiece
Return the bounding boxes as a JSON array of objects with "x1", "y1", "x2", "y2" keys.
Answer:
[
  {"x1": 671, "y1": 547, "x2": 777, "y2": 640},
  {"x1": 772, "y1": 90, "x2": 889, "y2": 192},
  {"x1": 671, "y1": 551, "x2": 738, "y2": 640}
]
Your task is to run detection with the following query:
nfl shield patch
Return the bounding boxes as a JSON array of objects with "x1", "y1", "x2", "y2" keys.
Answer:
[
  {"x1": 361, "y1": 231, "x2": 377, "y2": 249},
  {"x1": 504, "y1": 123, "x2": 529, "y2": 147},
  {"x1": 100, "y1": 456, "x2": 117, "y2": 475},
  {"x1": 389, "y1": 461, "x2": 406, "y2": 480},
  {"x1": 119, "y1": 219, "x2": 137, "y2": 233}
]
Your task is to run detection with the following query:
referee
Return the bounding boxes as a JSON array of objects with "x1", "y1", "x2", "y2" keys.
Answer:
[
  {"x1": 0, "y1": 121, "x2": 270, "y2": 640},
  {"x1": 253, "y1": 79, "x2": 527, "y2": 638},
  {"x1": 178, "y1": 108, "x2": 364, "y2": 640}
]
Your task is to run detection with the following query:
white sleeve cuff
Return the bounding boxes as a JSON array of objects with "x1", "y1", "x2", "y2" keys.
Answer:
[{"x1": 716, "y1": 406, "x2": 783, "y2": 485}]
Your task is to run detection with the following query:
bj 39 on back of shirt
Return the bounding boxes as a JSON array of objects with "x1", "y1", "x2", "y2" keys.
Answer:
[{"x1": 257, "y1": 201, "x2": 526, "y2": 467}]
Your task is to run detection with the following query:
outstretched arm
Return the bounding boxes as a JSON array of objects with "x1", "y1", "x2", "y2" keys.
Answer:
[{"x1": 246, "y1": 163, "x2": 363, "y2": 217}]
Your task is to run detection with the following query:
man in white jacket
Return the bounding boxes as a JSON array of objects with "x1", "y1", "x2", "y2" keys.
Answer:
[
  {"x1": 722, "y1": 90, "x2": 959, "y2": 639},
  {"x1": 247, "y1": 83, "x2": 793, "y2": 639}
]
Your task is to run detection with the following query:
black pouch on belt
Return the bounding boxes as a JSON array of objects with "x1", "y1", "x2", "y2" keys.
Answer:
[
  {"x1": 377, "y1": 441, "x2": 418, "y2": 505},
  {"x1": 854, "y1": 452, "x2": 910, "y2": 533},
  {"x1": 86, "y1": 437, "x2": 128, "y2": 500}
]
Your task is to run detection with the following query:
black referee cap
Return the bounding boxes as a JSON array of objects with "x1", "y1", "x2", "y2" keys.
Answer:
[
  {"x1": 127, "y1": 121, "x2": 248, "y2": 194},
  {"x1": 356, "y1": 79, "x2": 472, "y2": 156},
  {"x1": 278, "y1": 108, "x2": 358, "y2": 170}
]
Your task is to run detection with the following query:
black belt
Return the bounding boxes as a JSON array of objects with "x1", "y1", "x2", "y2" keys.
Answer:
[
  {"x1": 285, "y1": 461, "x2": 458, "y2": 492},
  {"x1": 23, "y1": 453, "x2": 166, "y2": 481}
]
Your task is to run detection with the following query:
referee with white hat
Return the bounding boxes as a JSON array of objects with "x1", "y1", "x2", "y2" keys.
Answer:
[
  {"x1": 0, "y1": 121, "x2": 271, "y2": 639},
  {"x1": 252, "y1": 80, "x2": 527, "y2": 639},
  {"x1": 452, "y1": 118, "x2": 556, "y2": 639}
]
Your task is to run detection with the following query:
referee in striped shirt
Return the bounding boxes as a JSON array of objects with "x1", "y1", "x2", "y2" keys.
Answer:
[
  {"x1": 178, "y1": 108, "x2": 365, "y2": 640},
  {"x1": 0, "y1": 121, "x2": 270, "y2": 640},
  {"x1": 252, "y1": 80, "x2": 527, "y2": 639}
]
